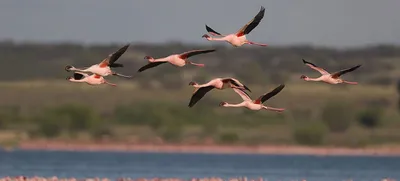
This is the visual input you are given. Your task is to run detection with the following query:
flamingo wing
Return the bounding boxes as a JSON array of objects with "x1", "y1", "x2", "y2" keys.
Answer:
[
  {"x1": 302, "y1": 59, "x2": 330, "y2": 75},
  {"x1": 223, "y1": 78, "x2": 252, "y2": 92},
  {"x1": 179, "y1": 49, "x2": 216, "y2": 59},
  {"x1": 253, "y1": 84, "x2": 285, "y2": 104},
  {"x1": 73, "y1": 72, "x2": 86, "y2": 80},
  {"x1": 188, "y1": 86, "x2": 215, "y2": 107},
  {"x1": 205, "y1": 24, "x2": 222, "y2": 36},
  {"x1": 138, "y1": 62, "x2": 167, "y2": 72},
  {"x1": 236, "y1": 6, "x2": 265, "y2": 37},
  {"x1": 331, "y1": 65, "x2": 361, "y2": 79},
  {"x1": 232, "y1": 88, "x2": 252, "y2": 102},
  {"x1": 98, "y1": 44, "x2": 130, "y2": 68}
]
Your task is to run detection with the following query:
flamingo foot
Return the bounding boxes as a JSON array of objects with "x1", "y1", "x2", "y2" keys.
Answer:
[{"x1": 247, "y1": 41, "x2": 268, "y2": 47}]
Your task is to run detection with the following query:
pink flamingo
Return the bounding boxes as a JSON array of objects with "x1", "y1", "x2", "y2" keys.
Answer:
[
  {"x1": 202, "y1": 6, "x2": 267, "y2": 47},
  {"x1": 220, "y1": 84, "x2": 285, "y2": 112},
  {"x1": 66, "y1": 72, "x2": 116, "y2": 86},
  {"x1": 138, "y1": 49, "x2": 216, "y2": 72},
  {"x1": 65, "y1": 44, "x2": 131, "y2": 78},
  {"x1": 188, "y1": 77, "x2": 251, "y2": 107},
  {"x1": 301, "y1": 59, "x2": 361, "y2": 85}
]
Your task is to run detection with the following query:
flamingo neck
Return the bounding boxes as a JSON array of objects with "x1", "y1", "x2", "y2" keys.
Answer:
[
  {"x1": 70, "y1": 67, "x2": 90, "y2": 72},
  {"x1": 224, "y1": 102, "x2": 245, "y2": 108},
  {"x1": 207, "y1": 36, "x2": 226, "y2": 41},
  {"x1": 305, "y1": 77, "x2": 321, "y2": 82}
]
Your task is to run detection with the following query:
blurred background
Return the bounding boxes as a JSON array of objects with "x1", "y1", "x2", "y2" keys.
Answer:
[{"x1": 1, "y1": 0, "x2": 400, "y2": 180}]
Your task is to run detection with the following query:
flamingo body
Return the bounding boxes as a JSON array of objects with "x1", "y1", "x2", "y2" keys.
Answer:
[
  {"x1": 67, "y1": 72, "x2": 116, "y2": 86},
  {"x1": 65, "y1": 44, "x2": 132, "y2": 78},
  {"x1": 220, "y1": 84, "x2": 286, "y2": 113},
  {"x1": 301, "y1": 59, "x2": 361, "y2": 85},
  {"x1": 188, "y1": 77, "x2": 251, "y2": 107}
]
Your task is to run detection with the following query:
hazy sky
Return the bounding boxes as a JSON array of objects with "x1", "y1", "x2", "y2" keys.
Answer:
[{"x1": 1, "y1": 0, "x2": 399, "y2": 47}]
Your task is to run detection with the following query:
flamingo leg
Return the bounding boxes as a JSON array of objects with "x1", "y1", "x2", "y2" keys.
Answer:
[
  {"x1": 343, "y1": 80, "x2": 358, "y2": 85},
  {"x1": 104, "y1": 81, "x2": 117, "y2": 87},
  {"x1": 263, "y1": 106, "x2": 285, "y2": 112},
  {"x1": 112, "y1": 72, "x2": 132, "y2": 79},
  {"x1": 246, "y1": 41, "x2": 268, "y2": 47},
  {"x1": 189, "y1": 62, "x2": 205, "y2": 67}
]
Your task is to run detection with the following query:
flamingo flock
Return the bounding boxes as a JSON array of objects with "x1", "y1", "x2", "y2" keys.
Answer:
[{"x1": 65, "y1": 5, "x2": 361, "y2": 113}]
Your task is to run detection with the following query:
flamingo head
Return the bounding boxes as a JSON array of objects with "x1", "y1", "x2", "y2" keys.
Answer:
[
  {"x1": 300, "y1": 75, "x2": 308, "y2": 80},
  {"x1": 65, "y1": 65, "x2": 73, "y2": 72},
  {"x1": 219, "y1": 102, "x2": 227, "y2": 107},
  {"x1": 202, "y1": 34, "x2": 211, "y2": 39},
  {"x1": 66, "y1": 76, "x2": 73, "y2": 81},
  {"x1": 188, "y1": 81, "x2": 198, "y2": 86}
]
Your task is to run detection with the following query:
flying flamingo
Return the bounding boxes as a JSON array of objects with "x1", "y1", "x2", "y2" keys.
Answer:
[
  {"x1": 66, "y1": 72, "x2": 116, "y2": 86},
  {"x1": 188, "y1": 77, "x2": 252, "y2": 107},
  {"x1": 202, "y1": 6, "x2": 267, "y2": 47},
  {"x1": 219, "y1": 84, "x2": 285, "y2": 113},
  {"x1": 301, "y1": 59, "x2": 361, "y2": 85},
  {"x1": 138, "y1": 49, "x2": 216, "y2": 72},
  {"x1": 65, "y1": 44, "x2": 132, "y2": 78}
]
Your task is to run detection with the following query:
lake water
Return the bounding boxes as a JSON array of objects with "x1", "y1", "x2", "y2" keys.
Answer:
[{"x1": 0, "y1": 150, "x2": 399, "y2": 181}]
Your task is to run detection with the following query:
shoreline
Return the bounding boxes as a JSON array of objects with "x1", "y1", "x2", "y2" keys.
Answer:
[{"x1": 7, "y1": 141, "x2": 400, "y2": 157}]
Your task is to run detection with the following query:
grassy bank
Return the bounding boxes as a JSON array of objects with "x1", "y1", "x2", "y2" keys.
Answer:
[{"x1": 0, "y1": 81, "x2": 398, "y2": 149}]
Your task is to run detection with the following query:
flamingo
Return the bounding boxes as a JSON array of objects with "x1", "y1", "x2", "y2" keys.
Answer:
[
  {"x1": 188, "y1": 77, "x2": 252, "y2": 107},
  {"x1": 138, "y1": 49, "x2": 216, "y2": 72},
  {"x1": 65, "y1": 44, "x2": 132, "y2": 78},
  {"x1": 202, "y1": 6, "x2": 267, "y2": 47},
  {"x1": 219, "y1": 84, "x2": 285, "y2": 112},
  {"x1": 301, "y1": 59, "x2": 361, "y2": 85},
  {"x1": 66, "y1": 72, "x2": 116, "y2": 86}
]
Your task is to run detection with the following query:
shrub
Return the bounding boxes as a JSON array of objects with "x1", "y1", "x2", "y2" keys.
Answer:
[
  {"x1": 219, "y1": 132, "x2": 239, "y2": 144},
  {"x1": 293, "y1": 122, "x2": 327, "y2": 146},
  {"x1": 33, "y1": 112, "x2": 65, "y2": 138},
  {"x1": 160, "y1": 124, "x2": 183, "y2": 143},
  {"x1": 321, "y1": 101, "x2": 353, "y2": 133},
  {"x1": 357, "y1": 107, "x2": 382, "y2": 129},
  {"x1": 49, "y1": 104, "x2": 99, "y2": 133}
]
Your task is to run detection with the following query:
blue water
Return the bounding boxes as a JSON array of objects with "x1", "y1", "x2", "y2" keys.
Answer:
[{"x1": 0, "y1": 150, "x2": 399, "y2": 181}]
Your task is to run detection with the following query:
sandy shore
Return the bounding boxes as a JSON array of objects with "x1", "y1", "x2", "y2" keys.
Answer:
[{"x1": 8, "y1": 140, "x2": 400, "y2": 156}]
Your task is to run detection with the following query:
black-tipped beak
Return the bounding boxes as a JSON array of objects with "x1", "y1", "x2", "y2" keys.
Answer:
[
  {"x1": 65, "y1": 65, "x2": 72, "y2": 72},
  {"x1": 66, "y1": 77, "x2": 71, "y2": 80},
  {"x1": 243, "y1": 85, "x2": 251, "y2": 92},
  {"x1": 202, "y1": 34, "x2": 209, "y2": 38}
]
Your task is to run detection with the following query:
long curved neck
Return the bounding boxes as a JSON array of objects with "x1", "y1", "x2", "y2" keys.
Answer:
[
  {"x1": 207, "y1": 36, "x2": 227, "y2": 41},
  {"x1": 305, "y1": 77, "x2": 322, "y2": 81},
  {"x1": 149, "y1": 56, "x2": 169, "y2": 62},
  {"x1": 70, "y1": 67, "x2": 90, "y2": 73},
  {"x1": 224, "y1": 102, "x2": 246, "y2": 108}
]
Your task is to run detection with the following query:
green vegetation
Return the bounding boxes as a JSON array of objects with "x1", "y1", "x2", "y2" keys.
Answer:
[{"x1": 0, "y1": 41, "x2": 400, "y2": 147}]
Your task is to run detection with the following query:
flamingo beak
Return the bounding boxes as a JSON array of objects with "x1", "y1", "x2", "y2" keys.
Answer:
[
  {"x1": 65, "y1": 65, "x2": 73, "y2": 72},
  {"x1": 66, "y1": 77, "x2": 72, "y2": 80},
  {"x1": 219, "y1": 102, "x2": 226, "y2": 106},
  {"x1": 243, "y1": 85, "x2": 251, "y2": 92},
  {"x1": 202, "y1": 34, "x2": 209, "y2": 38}
]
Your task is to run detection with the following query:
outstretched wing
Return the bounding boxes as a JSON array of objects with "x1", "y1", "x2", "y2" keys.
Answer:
[
  {"x1": 223, "y1": 77, "x2": 252, "y2": 92},
  {"x1": 232, "y1": 88, "x2": 252, "y2": 102},
  {"x1": 205, "y1": 24, "x2": 222, "y2": 36},
  {"x1": 302, "y1": 59, "x2": 329, "y2": 75},
  {"x1": 236, "y1": 6, "x2": 265, "y2": 37},
  {"x1": 138, "y1": 62, "x2": 167, "y2": 72},
  {"x1": 331, "y1": 65, "x2": 361, "y2": 79},
  {"x1": 98, "y1": 44, "x2": 130, "y2": 68},
  {"x1": 179, "y1": 49, "x2": 216, "y2": 59},
  {"x1": 253, "y1": 84, "x2": 285, "y2": 104},
  {"x1": 188, "y1": 86, "x2": 215, "y2": 107}
]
